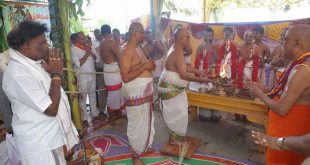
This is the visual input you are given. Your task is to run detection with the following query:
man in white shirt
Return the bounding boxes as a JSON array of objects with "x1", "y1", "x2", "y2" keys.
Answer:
[
  {"x1": 71, "y1": 32, "x2": 99, "y2": 124},
  {"x1": 3, "y1": 21, "x2": 79, "y2": 164}
]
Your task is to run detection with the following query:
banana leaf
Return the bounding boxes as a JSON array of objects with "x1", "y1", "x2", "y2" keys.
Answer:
[{"x1": 48, "y1": 0, "x2": 83, "y2": 129}]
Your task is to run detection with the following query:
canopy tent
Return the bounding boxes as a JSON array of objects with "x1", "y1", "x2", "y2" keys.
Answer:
[
  {"x1": 201, "y1": 0, "x2": 303, "y2": 22},
  {"x1": 149, "y1": 0, "x2": 306, "y2": 42}
]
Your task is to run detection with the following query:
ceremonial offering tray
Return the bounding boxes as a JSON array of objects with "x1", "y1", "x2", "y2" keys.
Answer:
[{"x1": 236, "y1": 88, "x2": 254, "y2": 99}]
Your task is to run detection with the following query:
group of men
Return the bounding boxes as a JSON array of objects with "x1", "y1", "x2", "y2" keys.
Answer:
[
  {"x1": 1, "y1": 19, "x2": 310, "y2": 165},
  {"x1": 194, "y1": 25, "x2": 287, "y2": 121},
  {"x1": 191, "y1": 24, "x2": 310, "y2": 164},
  {"x1": 70, "y1": 26, "x2": 128, "y2": 125},
  {"x1": 195, "y1": 26, "x2": 274, "y2": 88}
]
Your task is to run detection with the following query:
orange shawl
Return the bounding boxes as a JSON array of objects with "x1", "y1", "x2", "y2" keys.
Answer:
[{"x1": 267, "y1": 97, "x2": 310, "y2": 165}]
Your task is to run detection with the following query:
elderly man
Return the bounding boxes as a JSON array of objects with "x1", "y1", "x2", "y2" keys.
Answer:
[
  {"x1": 71, "y1": 32, "x2": 100, "y2": 125},
  {"x1": 159, "y1": 28, "x2": 210, "y2": 146},
  {"x1": 3, "y1": 21, "x2": 79, "y2": 164},
  {"x1": 120, "y1": 22, "x2": 156, "y2": 165},
  {"x1": 250, "y1": 24, "x2": 310, "y2": 165}
]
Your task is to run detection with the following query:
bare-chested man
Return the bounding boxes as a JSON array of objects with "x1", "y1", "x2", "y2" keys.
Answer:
[
  {"x1": 270, "y1": 28, "x2": 290, "y2": 86},
  {"x1": 112, "y1": 28, "x2": 125, "y2": 47},
  {"x1": 119, "y1": 22, "x2": 156, "y2": 165},
  {"x1": 100, "y1": 24, "x2": 125, "y2": 124},
  {"x1": 252, "y1": 26, "x2": 271, "y2": 87},
  {"x1": 195, "y1": 27, "x2": 221, "y2": 122},
  {"x1": 158, "y1": 28, "x2": 210, "y2": 146},
  {"x1": 215, "y1": 26, "x2": 238, "y2": 83},
  {"x1": 237, "y1": 30, "x2": 261, "y2": 89},
  {"x1": 250, "y1": 24, "x2": 310, "y2": 165},
  {"x1": 168, "y1": 24, "x2": 183, "y2": 49},
  {"x1": 195, "y1": 27, "x2": 218, "y2": 74},
  {"x1": 167, "y1": 24, "x2": 192, "y2": 57}
]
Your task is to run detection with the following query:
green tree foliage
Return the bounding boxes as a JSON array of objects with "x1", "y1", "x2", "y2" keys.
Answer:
[
  {"x1": 163, "y1": 0, "x2": 194, "y2": 16},
  {"x1": 0, "y1": 1, "x2": 8, "y2": 53}
]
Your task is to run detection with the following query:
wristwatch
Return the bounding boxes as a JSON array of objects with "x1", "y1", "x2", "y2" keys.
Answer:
[{"x1": 276, "y1": 137, "x2": 285, "y2": 149}]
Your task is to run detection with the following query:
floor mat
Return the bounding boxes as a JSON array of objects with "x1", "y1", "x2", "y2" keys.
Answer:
[{"x1": 84, "y1": 130, "x2": 255, "y2": 165}]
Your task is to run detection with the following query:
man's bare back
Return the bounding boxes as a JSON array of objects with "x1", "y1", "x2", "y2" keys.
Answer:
[
  {"x1": 165, "y1": 47, "x2": 183, "y2": 73},
  {"x1": 100, "y1": 37, "x2": 119, "y2": 64}
]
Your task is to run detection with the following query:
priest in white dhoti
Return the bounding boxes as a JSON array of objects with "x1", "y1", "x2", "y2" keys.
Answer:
[
  {"x1": 100, "y1": 25, "x2": 125, "y2": 122},
  {"x1": 119, "y1": 23, "x2": 156, "y2": 164},
  {"x1": 159, "y1": 69, "x2": 189, "y2": 143},
  {"x1": 103, "y1": 62, "x2": 125, "y2": 114},
  {"x1": 122, "y1": 77, "x2": 154, "y2": 154},
  {"x1": 159, "y1": 28, "x2": 210, "y2": 145},
  {"x1": 3, "y1": 21, "x2": 79, "y2": 164}
]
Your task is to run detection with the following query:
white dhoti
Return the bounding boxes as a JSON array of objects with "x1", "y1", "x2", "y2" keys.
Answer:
[
  {"x1": 163, "y1": 90, "x2": 188, "y2": 136},
  {"x1": 158, "y1": 70, "x2": 189, "y2": 137},
  {"x1": 20, "y1": 147, "x2": 66, "y2": 165},
  {"x1": 104, "y1": 62, "x2": 125, "y2": 113},
  {"x1": 122, "y1": 78, "x2": 154, "y2": 155},
  {"x1": 244, "y1": 60, "x2": 253, "y2": 81}
]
